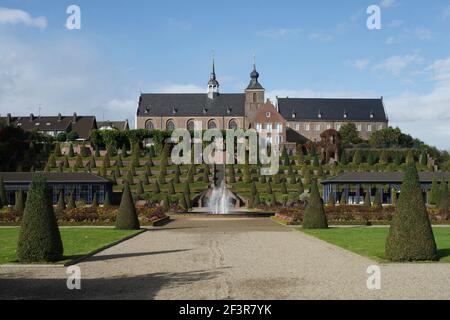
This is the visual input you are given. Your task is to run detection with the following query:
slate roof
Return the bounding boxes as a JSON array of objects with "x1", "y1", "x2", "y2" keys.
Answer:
[
  {"x1": 322, "y1": 172, "x2": 450, "y2": 185},
  {"x1": 0, "y1": 115, "x2": 96, "y2": 140},
  {"x1": 0, "y1": 172, "x2": 111, "y2": 184},
  {"x1": 278, "y1": 98, "x2": 388, "y2": 122},
  {"x1": 98, "y1": 121, "x2": 129, "y2": 131},
  {"x1": 137, "y1": 93, "x2": 246, "y2": 117}
]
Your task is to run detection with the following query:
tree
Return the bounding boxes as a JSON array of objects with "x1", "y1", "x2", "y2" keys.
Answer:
[
  {"x1": 339, "y1": 123, "x2": 361, "y2": 145},
  {"x1": 92, "y1": 192, "x2": 99, "y2": 207},
  {"x1": 379, "y1": 150, "x2": 389, "y2": 165},
  {"x1": 202, "y1": 165, "x2": 210, "y2": 183},
  {"x1": 327, "y1": 193, "x2": 336, "y2": 207},
  {"x1": 153, "y1": 180, "x2": 161, "y2": 194},
  {"x1": 115, "y1": 183, "x2": 140, "y2": 230},
  {"x1": 363, "y1": 189, "x2": 371, "y2": 208},
  {"x1": 161, "y1": 194, "x2": 170, "y2": 211},
  {"x1": 54, "y1": 143, "x2": 62, "y2": 157},
  {"x1": 68, "y1": 143, "x2": 75, "y2": 157},
  {"x1": 420, "y1": 151, "x2": 428, "y2": 166},
  {"x1": 281, "y1": 182, "x2": 288, "y2": 195},
  {"x1": 67, "y1": 131, "x2": 79, "y2": 142},
  {"x1": 173, "y1": 166, "x2": 181, "y2": 184},
  {"x1": 103, "y1": 153, "x2": 111, "y2": 169},
  {"x1": 282, "y1": 147, "x2": 290, "y2": 166},
  {"x1": 429, "y1": 178, "x2": 440, "y2": 205},
  {"x1": 136, "y1": 180, "x2": 145, "y2": 196},
  {"x1": 228, "y1": 166, "x2": 236, "y2": 183},
  {"x1": 297, "y1": 179, "x2": 305, "y2": 195},
  {"x1": 75, "y1": 154, "x2": 84, "y2": 168},
  {"x1": 56, "y1": 132, "x2": 67, "y2": 142},
  {"x1": 303, "y1": 180, "x2": 328, "y2": 229},
  {"x1": 405, "y1": 151, "x2": 415, "y2": 166},
  {"x1": 243, "y1": 165, "x2": 252, "y2": 183},
  {"x1": 340, "y1": 152, "x2": 348, "y2": 165},
  {"x1": 373, "y1": 189, "x2": 383, "y2": 210},
  {"x1": 438, "y1": 179, "x2": 450, "y2": 211},
  {"x1": 14, "y1": 190, "x2": 25, "y2": 215},
  {"x1": 67, "y1": 191, "x2": 76, "y2": 209},
  {"x1": 385, "y1": 164, "x2": 438, "y2": 262},
  {"x1": 168, "y1": 181, "x2": 176, "y2": 195},
  {"x1": 352, "y1": 150, "x2": 362, "y2": 165},
  {"x1": 56, "y1": 191, "x2": 66, "y2": 211},
  {"x1": 0, "y1": 178, "x2": 7, "y2": 208},
  {"x1": 340, "y1": 190, "x2": 347, "y2": 205},
  {"x1": 17, "y1": 174, "x2": 63, "y2": 263},
  {"x1": 266, "y1": 183, "x2": 273, "y2": 195},
  {"x1": 103, "y1": 191, "x2": 112, "y2": 208}
]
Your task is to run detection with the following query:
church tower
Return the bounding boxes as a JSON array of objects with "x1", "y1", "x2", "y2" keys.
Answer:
[
  {"x1": 207, "y1": 57, "x2": 220, "y2": 99},
  {"x1": 245, "y1": 60, "x2": 265, "y2": 120}
]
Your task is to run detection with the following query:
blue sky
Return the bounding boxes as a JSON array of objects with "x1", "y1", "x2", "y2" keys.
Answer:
[{"x1": 1, "y1": 0, "x2": 450, "y2": 149}]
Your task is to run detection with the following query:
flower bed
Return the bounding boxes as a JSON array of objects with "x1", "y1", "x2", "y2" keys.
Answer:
[
  {"x1": 0, "y1": 206, "x2": 169, "y2": 226},
  {"x1": 274, "y1": 205, "x2": 450, "y2": 226}
]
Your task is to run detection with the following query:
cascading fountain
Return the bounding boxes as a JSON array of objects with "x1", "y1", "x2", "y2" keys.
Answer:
[{"x1": 208, "y1": 181, "x2": 231, "y2": 215}]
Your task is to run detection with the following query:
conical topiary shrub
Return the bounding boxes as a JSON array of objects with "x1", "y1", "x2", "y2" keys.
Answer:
[
  {"x1": 303, "y1": 180, "x2": 328, "y2": 229},
  {"x1": 373, "y1": 189, "x2": 383, "y2": 210},
  {"x1": 56, "y1": 190, "x2": 66, "y2": 211},
  {"x1": 327, "y1": 193, "x2": 335, "y2": 207},
  {"x1": 14, "y1": 190, "x2": 26, "y2": 215},
  {"x1": 103, "y1": 191, "x2": 112, "y2": 208},
  {"x1": 115, "y1": 183, "x2": 140, "y2": 230},
  {"x1": 92, "y1": 192, "x2": 99, "y2": 208},
  {"x1": 67, "y1": 191, "x2": 76, "y2": 209},
  {"x1": 385, "y1": 164, "x2": 438, "y2": 262},
  {"x1": 17, "y1": 174, "x2": 63, "y2": 263},
  {"x1": 438, "y1": 179, "x2": 450, "y2": 212}
]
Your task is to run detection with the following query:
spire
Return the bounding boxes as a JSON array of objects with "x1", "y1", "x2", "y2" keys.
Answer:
[
  {"x1": 207, "y1": 52, "x2": 219, "y2": 99},
  {"x1": 247, "y1": 56, "x2": 264, "y2": 90}
]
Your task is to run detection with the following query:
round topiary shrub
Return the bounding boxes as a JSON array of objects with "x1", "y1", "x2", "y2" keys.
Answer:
[
  {"x1": 17, "y1": 174, "x2": 63, "y2": 263},
  {"x1": 385, "y1": 164, "x2": 438, "y2": 262}
]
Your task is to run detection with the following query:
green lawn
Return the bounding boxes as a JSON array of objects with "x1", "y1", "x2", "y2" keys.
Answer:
[
  {"x1": 301, "y1": 227, "x2": 450, "y2": 263},
  {"x1": 0, "y1": 228, "x2": 140, "y2": 265}
]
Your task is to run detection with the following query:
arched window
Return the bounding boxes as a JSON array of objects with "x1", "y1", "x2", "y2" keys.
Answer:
[
  {"x1": 208, "y1": 119, "x2": 217, "y2": 130},
  {"x1": 228, "y1": 120, "x2": 238, "y2": 130},
  {"x1": 187, "y1": 119, "x2": 195, "y2": 131},
  {"x1": 166, "y1": 120, "x2": 176, "y2": 131},
  {"x1": 145, "y1": 120, "x2": 154, "y2": 131}
]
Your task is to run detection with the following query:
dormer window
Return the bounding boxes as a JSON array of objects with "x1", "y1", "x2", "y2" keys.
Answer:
[
  {"x1": 343, "y1": 112, "x2": 348, "y2": 119},
  {"x1": 203, "y1": 107, "x2": 208, "y2": 115},
  {"x1": 318, "y1": 111, "x2": 322, "y2": 119},
  {"x1": 145, "y1": 107, "x2": 150, "y2": 114},
  {"x1": 172, "y1": 107, "x2": 178, "y2": 115},
  {"x1": 46, "y1": 123, "x2": 51, "y2": 126},
  {"x1": 292, "y1": 113, "x2": 296, "y2": 119},
  {"x1": 226, "y1": 106, "x2": 232, "y2": 115},
  {"x1": 266, "y1": 112, "x2": 271, "y2": 118},
  {"x1": 370, "y1": 112, "x2": 374, "y2": 119}
]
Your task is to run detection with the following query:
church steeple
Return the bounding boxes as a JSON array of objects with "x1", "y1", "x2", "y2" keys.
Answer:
[
  {"x1": 207, "y1": 55, "x2": 220, "y2": 99},
  {"x1": 246, "y1": 57, "x2": 264, "y2": 90}
]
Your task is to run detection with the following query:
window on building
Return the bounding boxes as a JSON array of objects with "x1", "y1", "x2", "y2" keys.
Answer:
[
  {"x1": 316, "y1": 124, "x2": 321, "y2": 131},
  {"x1": 296, "y1": 124, "x2": 300, "y2": 131},
  {"x1": 326, "y1": 124, "x2": 331, "y2": 130},
  {"x1": 208, "y1": 120, "x2": 217, "y2": 129},
  {"x1": 166, "y1": 120, "x2": 175, "y2": 131},
  {"x1": 357, "y1": 124, "x2": 362, "y2": 132},
  {"x1": 228, "y1": 120, "x2": 238, "y2": 130},
  {"x1": 187, "y1": 120, "x2": 195, "y2": 131},
  {"x1": 256, "y1": 123, "x2": 262, "y2": 132},
  {"x1": 336, "y1": 123, "x2": 342, "y2": 131},
  {"x1": 305, "y1": 124, "x2": 310, "y2": 131},
  {"x1": 266, "y1": 112, "x2": 271, "y2": 118},
  {"x1": 276, "y1": 123, "x2": 283, "y2": 133},
  {"x1": 267, "y1": 123, "x2": 272, "y2": 132},
  {"x1": 378, "y1": 124, "x2": 383, "y2": 131},
  {"x1": 367, "y1": 124, "x2": 372, "y2": 132},
  {"x1": 253, "y1": 93, "x2": 257, "y2": 103},
  {"x1": 145, "y1": 120, "x2": 154, "y2": 131}
]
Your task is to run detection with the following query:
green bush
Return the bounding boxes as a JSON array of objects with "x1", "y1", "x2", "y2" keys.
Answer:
[
  {"x1": 0, "y1": 178, "x2": 7, "y2": 208},
  {"x1": 385, "y1": 164, "x2": 438, "y2": 262},
  {"x1": 17, "y1": 174, "x2": 63, "y2": 263},
  {"x1": 115, "y1": 183, "x2": 140, "y2": 230},
  {"x1": 303, "y1": 180, "x2": 328, "y2": 229}
]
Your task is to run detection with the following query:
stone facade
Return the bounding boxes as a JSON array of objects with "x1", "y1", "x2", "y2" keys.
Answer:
[{"x1": 286, "y1": 120, "x2": 388, "y2": 142}]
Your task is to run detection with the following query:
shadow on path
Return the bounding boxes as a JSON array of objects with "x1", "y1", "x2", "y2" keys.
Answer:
[
  {"x1": 0, "y1": 269, "x2": 223, "y2": 300},
  {"x1": 83, "y1": 249, "x2": 193, "y2": 263}
]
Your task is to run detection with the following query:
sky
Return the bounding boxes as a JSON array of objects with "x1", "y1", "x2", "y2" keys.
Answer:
[{"x1": 1, "y1": 0, "x2": 450, "y2": 150}]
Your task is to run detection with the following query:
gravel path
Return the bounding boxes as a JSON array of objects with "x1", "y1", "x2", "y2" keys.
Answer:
[{"x1": 1, "y1": 217, "x2": 450, "y2": 300}]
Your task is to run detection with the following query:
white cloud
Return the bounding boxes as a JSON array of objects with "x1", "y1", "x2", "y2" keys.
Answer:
[
  {"x1": 256, "y1": 28, "x2": 302, "y2": 39},
  {"x1": 444, "y1": 5, "x2": 450, "y2": 18},
  {"x1": 414, "y1": 27, "x2": 433, "y2": 40},
  {"x1": 386, "y1": 57, "x2": 450, "y2": 150},
  {"x1": 373, "y1": 54, "x2": 423, "y2": 75},
  {"x1": 0, "y1": 34, "x2": 137, "y2": 126},
  {"x1": 380, "y1": 0, "x2": 396, "y2": 8},
  {"x1": 308, "y1": 32, "x2": 334, "y2": 43},
  {"x1": 347, "y1": 58, "x2": 371, "y2": 70},
  {"x1": 0, "y1": 7, "x2": 46, "y2": 29},
  {"x1": 150, "y1": 83, "x2": 204, "y2": 93}
]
